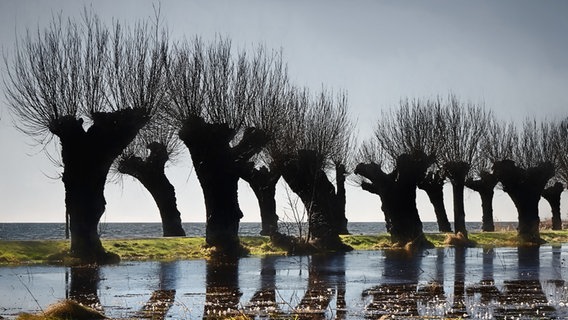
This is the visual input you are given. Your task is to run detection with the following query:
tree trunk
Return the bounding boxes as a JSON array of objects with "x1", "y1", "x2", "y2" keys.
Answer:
[
  {"x1": 118, "y1": 142, "x2": 185, "y2": 237},
  {"x1": 239, "y1": 164, "x2": 280, "y2": 236},
  {"x1": 465, "y1": 172, "x2": 497, "y2": 232},
  {"x1": 542, "y1": 182, "x2": 564, "y2": 230},
  {"x1": 334, "y1": 163, "x2": 349, "y2": 234},
  {"x1": 355, "y1": 151, "x2": 434, "y2": 248},
  {"x1": 179, "y1": 116, "x2": 267, "y2": 254},
  {"x1": 444, "y1": 161, "x2": 470, "y2": 236},
  {"x1": 480, "y1": 191, "x2": 495, "y2": 232},
  {"x1": 451, "y1": 181, "x2": 467, "y2": 235},
  {"x1": 493, "y1": 160, "x2": 554, "y2": 243},
  {"x1": 279, "y1": 150, "x2": 350, "y2": 251},
  {"x1": 52, "y1": 109, "x2": 148, "y2": 264},
  {"x1": 418, "y1": 172, "x2": 452, "y2": 232}
]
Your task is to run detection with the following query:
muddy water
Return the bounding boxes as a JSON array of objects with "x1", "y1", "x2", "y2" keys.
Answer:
[{"x1": 1, "y1": 246, "x2": 568, "y2": 319}]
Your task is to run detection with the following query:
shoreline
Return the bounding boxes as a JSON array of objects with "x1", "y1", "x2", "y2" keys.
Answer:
[{"x1": 1, "y1": 230, "x2": 568, "y2": 265}]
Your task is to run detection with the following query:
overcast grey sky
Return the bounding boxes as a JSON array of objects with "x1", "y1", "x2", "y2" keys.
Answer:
[{"x1": 1, "y1": 0, "x2": 567, "y2": 223}]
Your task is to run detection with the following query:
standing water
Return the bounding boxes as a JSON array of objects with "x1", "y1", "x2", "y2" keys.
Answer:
[{"x1": 1, "y1": 246, "x2": 567, "y2": 319}]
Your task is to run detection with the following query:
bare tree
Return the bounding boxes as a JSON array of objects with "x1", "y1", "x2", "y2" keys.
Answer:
[
  {"x1": 541, "y1": 119, "x2": 567, "y2": 230},
  {"x1": 492, "y1": 119, "x2": 556, "y2": 243},
  {"x1": 465, "y1": 117, "x2": 514, "y2": 232},
  {"x1": 116, "y1": 115, "x2": 186, "y2": 236},
  {"x1": 271, "y1": 87, "x2": 353, "y2": 251},
  {"x1": 439, "y1": 96, "x2": 491, "y2": 237},
  {"x1": 168, "y1": 38, "x2": 286, "y2": 254},
  {"x1": 237, "y1": 49, "x2": 289, "y2": 236},
  {"x1": 4, "y1": 12, "x2": 168, "y2": 263},
  {"x1": 355, "y1": 98, "x2": 441, "y2": 248}
]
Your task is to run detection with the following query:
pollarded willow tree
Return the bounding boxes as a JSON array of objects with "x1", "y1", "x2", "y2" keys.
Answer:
[
  {"x1": 115, "y1": 117, "x2": 186, "y2": 237},
  {"x1": 465, "y1": 118, "x2": 515, "y2": 232},
  {"x1": 167, "y1": 38, "x2": 285, "y2": 254},
  {"x1": 4, "y1": 13, "x2": 169, "y2": 263},
  {"x1": 492, "y1": 119, "x2": 556, "y2": 243},
  {"x1": 237, "y1": 49, "x2": 289, "y2": 237},
  {"x1": 439, "y1": 96, "x2": 491, "y2": 237},
  {"x1": 355, "y1": 98, "x2": 443, "y2": 248},
  {"x1": 271, "y1": 87, "x2": 354, "y2": 251},
  {"x1": 542, "y1": 119, "x2": 568, "y2": 230}
]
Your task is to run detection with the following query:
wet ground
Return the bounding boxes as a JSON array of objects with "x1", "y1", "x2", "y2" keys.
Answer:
[{"x1": 1, "y1": 245, "x2": 568, "y2": 319}]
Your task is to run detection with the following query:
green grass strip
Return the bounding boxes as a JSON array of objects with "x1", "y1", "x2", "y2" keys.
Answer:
[{"x1": 2, "y1": 231, "x2": 568, "y2": 265}]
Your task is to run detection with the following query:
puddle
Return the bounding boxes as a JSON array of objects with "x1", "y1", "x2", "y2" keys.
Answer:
[{"x1": 1, "y1": 246, "x2": 568, "y2": 319}]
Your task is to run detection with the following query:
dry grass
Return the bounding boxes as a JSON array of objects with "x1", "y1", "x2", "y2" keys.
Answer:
[{"x1": 17, "y1": 300, "x2": 106, "y2": 320}]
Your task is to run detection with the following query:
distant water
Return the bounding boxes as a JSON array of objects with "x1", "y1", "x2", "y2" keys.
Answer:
[{"x1": 0, "y1": 221, "x2": 517, "y2": 241}]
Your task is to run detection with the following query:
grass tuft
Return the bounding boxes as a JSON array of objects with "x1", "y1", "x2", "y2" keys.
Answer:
[{"x1": 17, "y1": 299, "x2": 106, "y2": 320}]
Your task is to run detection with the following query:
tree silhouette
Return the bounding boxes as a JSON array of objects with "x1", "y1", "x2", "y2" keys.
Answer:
[
  {"x1": 439, "y1": 96, "x2": 490, "y2": 237},
  {"x1": 237, "y1": 52, "x2": 289, "y2": 236},
  {"x1": 272, "y1": 88, "x2": 354, "y2": 250},
  {"x1": 168, "y1": 39, "x2": 283, "y2": 254},
  {"x1": 543, "y1": 119, "x2": 568, "y2": 230},
  {"x1": 5, "y1": 12, "x2": 168, "y2": 263},
  {"x1": 116, "y1": 118, "x2": 186, "y2": 236},
  {"x1": 465, "y1": 118, "x2": 514, "y2": 232},
  {"x1": 493, "y1": 119, "x2": 556, "y2": 243},
  {"x1": 355, "y1": 98, "x2": 441, "y2": 247}
]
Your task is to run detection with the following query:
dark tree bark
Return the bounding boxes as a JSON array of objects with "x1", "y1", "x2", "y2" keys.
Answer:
[
  {"x1": 542, "y1": 182, "x2": 564, "y2": 230},
  {"x1": 355, "y1": 152, "x2": 434, "y2": 248},
  {"x1": 51, "y1": 109, "x2": 148, "y2": 264},
  {"x1": 465, "y1": 171, "x2": 498, "y2": 232},
  {"x1": 493, "y1": 160, "x2": 554, "y2": 243},
  {"x1": 279, "y1": 150, "x2": 351, "y2": 251},
  {"x1": 118, "y1": 142, "x2": 186, "y2": 237},
  {"x1": 444, "y1": 161, "x2": 471, "y2": 236},
  {"x1": 334, "y1": 163, "x2": 349, "y2": 234},
  {"x1": 179, "y1": 115, "x2": 266, "y2": 254},
  {"x1": 418, "y1": 171, "x2": 452, "y2": 232},
  {"x1": 239, "y1": 163, "x2": 280, "y2": 236}
]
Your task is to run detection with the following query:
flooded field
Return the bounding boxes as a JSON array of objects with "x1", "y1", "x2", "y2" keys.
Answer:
[{"x1": 1, "y1": 246, "x2": 568, "y2": 319}]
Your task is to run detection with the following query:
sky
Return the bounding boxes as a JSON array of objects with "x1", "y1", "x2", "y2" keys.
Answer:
[{"x1": 0, "y1": 0, "x2": 567, "y2": 223}]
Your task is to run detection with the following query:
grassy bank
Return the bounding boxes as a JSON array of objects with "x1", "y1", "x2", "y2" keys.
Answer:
[{"x1": 2, "y1": 230, "x2": 568, "y2": 265}]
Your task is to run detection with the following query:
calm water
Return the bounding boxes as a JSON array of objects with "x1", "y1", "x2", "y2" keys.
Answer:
[
  {"x1": 1, "y1": 246, "x2": 567, "y2": 319},
  {"x1": 0, "y1": 222, "x2": 517, "y2": 240}
]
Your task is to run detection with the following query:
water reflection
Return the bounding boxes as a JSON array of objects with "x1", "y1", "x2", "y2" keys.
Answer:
[
  {"x1": 449, "y1": 246, "x2": 467, "y2": 317},
  {"x1": 4, "y1": 246, "x2": 568, "y2": 319},
  {"x1": 137, "y1": 261, "x2": 178, "y2": 319},
  {"x1": 245, "y1": 255, "x2": 283, "y2": 316},
  {"x1": 363, "y1": 249, "x2": 424, "y2": 318},
  {"x1": 68, "y1": 265, "x2": 101, "y2": 312},
  {"x1": 295, "y1": 253, "x2": 346, "y2": 319},
  {"x1": 495, "y1": 246, "x2": 555, "y2": 319},
  {"x1": 204, "y1": 257, "x2": 242, "y2": 318}
]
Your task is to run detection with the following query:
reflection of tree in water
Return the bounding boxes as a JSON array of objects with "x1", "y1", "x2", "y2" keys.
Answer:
[
  {"x1": 68, "y1": 266, "x2": 102, "y2": 313},
  {"x1": 416, "y1": 248, "x2": 447, "y2": 316},
  {"x1": 204, "y1": 257, "x2": 242, "y2": 319},
  {"x1": 466, "y1": 247, "x2": 501, "y2": 317},
  {"x1": 447, "y1": 247, "x2": 467, "y2": 318},
  {"x1": 136, "y1": 261, "x2": 178, "y2": 319},
  {"x1": 295, "y1": 253, "x2": 346, "y2": 319},
  {"x1": 68, "y1": 264, "x2": 179, "y2": 319},
  {"x1": 494, "y1": 246, "x2": 555, "y2": 319},
  {"x1": 244, "y1": 255, "x2": 283, "y2": 317},
  {"x1": 363, "y1": 249, "x2": 423, "y2": 318}
]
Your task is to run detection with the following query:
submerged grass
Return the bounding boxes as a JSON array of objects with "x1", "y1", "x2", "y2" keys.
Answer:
[{"x1": 2, "y1": 230, "x2": 568, "y2": 265}]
